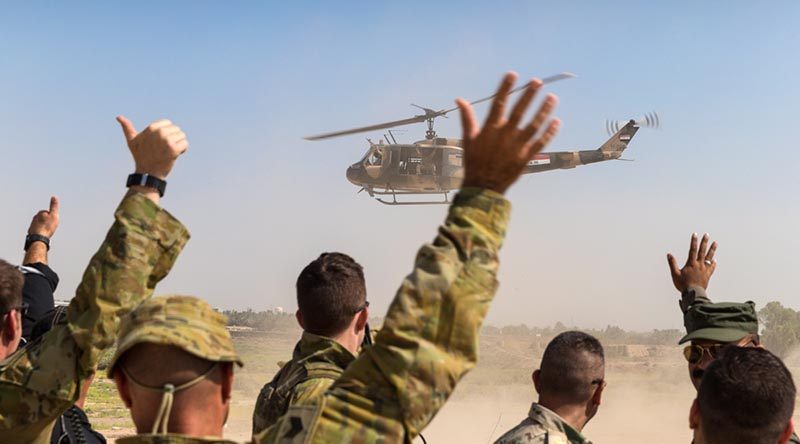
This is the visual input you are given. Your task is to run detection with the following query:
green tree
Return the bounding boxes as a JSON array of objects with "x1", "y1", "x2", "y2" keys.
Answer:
[{"x1": 758, "y1": 301, "x2": 800, "y2": 358}]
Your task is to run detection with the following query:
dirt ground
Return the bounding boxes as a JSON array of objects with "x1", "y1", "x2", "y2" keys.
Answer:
[{"x1": 85, "y1": 330, "x2": 800, "y2": 443}]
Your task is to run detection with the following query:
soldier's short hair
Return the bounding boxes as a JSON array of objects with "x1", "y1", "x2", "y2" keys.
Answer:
[
  {"x1": 296, "y1": 253, "x2": 366, "y2": 337},
  {"x1": 0, "y1": 259, "x2": 23, "y2": 316},
  {"x1": 697, "y1": 347, "x2": 795, "y2": 444},
  {"x1": 539, "y1": 331, "x2": 604, "y2": 404}
]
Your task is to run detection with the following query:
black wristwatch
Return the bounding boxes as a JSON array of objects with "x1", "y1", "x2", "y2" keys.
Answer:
[
  {"x1": 127, "y1": 173, "x2": 167, "y2": 197},
  {"x1": 24, "y1": 234, "x2": 50, "y2": 251}
]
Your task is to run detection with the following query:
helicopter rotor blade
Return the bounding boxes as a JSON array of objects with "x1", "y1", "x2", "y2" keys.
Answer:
[
  {"x1": 303, "y1": 71, "x2": 575, "y2": 141},
  {"x1": 304, "y1": 115, "x2": 428, "y2": 141},
  {"x1": 436, "y1": 72, "x2": 576, "y2": 116}
]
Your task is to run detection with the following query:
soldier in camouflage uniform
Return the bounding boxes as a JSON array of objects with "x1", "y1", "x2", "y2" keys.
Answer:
[
  {"x1": 0, "y1": 115, "x2": 189, "y2": 444},
  {"x1": 494, "y1": 331, "x2": 604, "y2": 444},
  {"x1": 251, "y1": 253, "x2": 368, "y2": 435},
  {"x1": 667, "y1": 233, "x2": 800, "y2": 444},
  {"x1": 253, "y1": 72, "x2": 561, "y2": 443},
  {"x1": 91, "y1": 72, "x2": 559, "y2": 444},
  {"x1": 108, "y1": 295, "x2": 243, "y2": 443}
]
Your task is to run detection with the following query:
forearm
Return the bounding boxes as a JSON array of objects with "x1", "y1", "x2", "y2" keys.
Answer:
[
  {"x1": 330, "y1": 187, "x2": 510, "y2": 438},
  {"x1": 22, "y1": 242, "x2": 48, "y2": 265},
  {"x1": 67, "y1": 191, "x2": 189, "y2": 374}
]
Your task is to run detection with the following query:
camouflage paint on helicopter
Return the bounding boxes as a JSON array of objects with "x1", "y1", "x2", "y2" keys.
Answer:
[
  {"x1": 306, "y1": 72, "x2": 659, "y2": 205},
  {"x1": 344, "y1": 119, "x2": 644, "y2": 205}
]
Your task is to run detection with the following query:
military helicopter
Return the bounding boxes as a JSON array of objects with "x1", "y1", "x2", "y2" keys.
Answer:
[{"x1": 305, "y1": 73, "x2": 659, "y2": 205}]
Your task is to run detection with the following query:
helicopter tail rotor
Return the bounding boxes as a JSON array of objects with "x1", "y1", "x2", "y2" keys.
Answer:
[{"x1": 605, "y1": 111, "x2": 660, "y2": 135}]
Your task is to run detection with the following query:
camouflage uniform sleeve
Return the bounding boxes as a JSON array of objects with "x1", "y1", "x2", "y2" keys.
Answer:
[
  {"x1": 0, "y1": 192, "x2": 189, "y2": 443},
  {"x1": 679, "y1": 285, "x2": 712, "y2": 314},
  {"x1": 262, "y1": 187, "x2": 509, "y2": 443},
  {"x1": 68, "y1": 192, "x2": 189, "y2": 372},
  {"x1": 291, "y1": 378, "x2": 335, "y2": 407}
]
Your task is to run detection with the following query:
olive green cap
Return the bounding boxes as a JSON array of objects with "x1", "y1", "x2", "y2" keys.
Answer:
[
  {"x1": 679, "y1": 301, "x2": 759, "y2": 344},
  {"x1": 108, "y1": 295, "x2": 243, "y2": 378}
]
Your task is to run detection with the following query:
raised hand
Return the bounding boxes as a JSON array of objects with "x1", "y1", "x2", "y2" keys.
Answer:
[
  {"x1": 456, "y1": 72, "x2": 560, "y2": 194},
  {"x1": 667, "y1": 233, "x2": 718, "y2": 292},
  {"x1": 116, "y1": 116, "x2": 189, "y2": 180},
  {"x1": 28, "y1": 196, "x2": 60, "y2": 238}
]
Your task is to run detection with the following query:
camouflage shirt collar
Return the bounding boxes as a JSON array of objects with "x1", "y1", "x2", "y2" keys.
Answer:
[
  {"x1": 528, "y1": 403, "x2": 590, "y2": 444},
  {"x1": 295, "y1": 331, "x2": 357, "y2": 369},
  {"x1": 116, "y1": 433, "x2": 241, "y2": 443}
]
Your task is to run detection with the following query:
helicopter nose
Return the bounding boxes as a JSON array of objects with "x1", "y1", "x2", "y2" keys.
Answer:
[{"x1": 346, "y1": 164, "x2": 361, "y2": 185}]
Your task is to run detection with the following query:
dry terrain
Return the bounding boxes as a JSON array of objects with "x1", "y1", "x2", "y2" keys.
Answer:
[{"x1": 85, "y1": 327, "x2": 800, "y2": 443}]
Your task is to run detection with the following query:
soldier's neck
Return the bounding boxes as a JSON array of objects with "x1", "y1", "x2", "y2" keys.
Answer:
[
  {"x1": 538, "y1": 398, "x2": 590, "y2": 432},
  {"x1": 331, "y1": 330, "x2": 361, "y2": 356}
]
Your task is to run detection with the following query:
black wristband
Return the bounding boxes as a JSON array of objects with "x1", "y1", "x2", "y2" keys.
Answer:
[
  {"x1": 127, "y1": 173, "x2": 167, "y2": 197},
  {"x1": 24, "y1": 234, "x2": 50, "y2": 252}
]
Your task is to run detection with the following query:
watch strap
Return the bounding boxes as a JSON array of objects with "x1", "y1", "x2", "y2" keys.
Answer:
[
  {"x1": 24, "y1": 234, "x2": 50, "y2": 252},
  {"x1": 127, "y1": 173, "x2": 167, "y2": 197}
]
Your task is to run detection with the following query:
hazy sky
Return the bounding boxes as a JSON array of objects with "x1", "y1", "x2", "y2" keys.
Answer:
[{"x1": 2, "y1": 1, "x2": 798, "y2": 330}]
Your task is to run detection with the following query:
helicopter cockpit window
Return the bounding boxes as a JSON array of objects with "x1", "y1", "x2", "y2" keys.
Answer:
[{"x1": 366, "y1": 149, "x2": 384, "y2": 166}]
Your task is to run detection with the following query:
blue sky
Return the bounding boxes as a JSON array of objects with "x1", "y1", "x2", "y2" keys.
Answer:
[{"x1": 1, "y1": 1, "x2": 798, "y2": 329}]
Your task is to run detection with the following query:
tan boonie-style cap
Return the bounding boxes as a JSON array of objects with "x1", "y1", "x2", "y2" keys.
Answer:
[{"x1": 108, "y1": 295, "x2": 243, "y2": 378}]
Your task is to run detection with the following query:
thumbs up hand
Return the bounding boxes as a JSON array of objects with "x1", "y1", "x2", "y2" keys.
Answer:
[
  {"x1": 116, "y1": 116, "x2": 188, "y2": 180},
  {"x1": 28, "y1": 196, "x2": 60, "y2": 238}
]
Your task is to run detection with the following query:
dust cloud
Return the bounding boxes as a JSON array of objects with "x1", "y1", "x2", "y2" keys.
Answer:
[
  {"x1": 419, "y1": 349, "x2": 696, "y2": 444},
  {"x1": 95, "y1": 331, "x2": 800, "y2": 443}
]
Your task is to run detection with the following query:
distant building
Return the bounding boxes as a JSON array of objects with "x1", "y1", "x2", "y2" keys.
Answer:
[{"x1": 226, "y1": 326, "x2": 255, "y2": 332}]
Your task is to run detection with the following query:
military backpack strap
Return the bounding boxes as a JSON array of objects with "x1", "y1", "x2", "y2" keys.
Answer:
[
  {"x1": 253, "y1": 361, "x2": 311, "y2": 435},
  {"x1": 301, "y1": 361, "x2": 343, "y2": 383}
]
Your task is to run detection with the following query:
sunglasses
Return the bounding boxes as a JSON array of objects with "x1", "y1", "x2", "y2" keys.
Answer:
[
  {"x1": 354, "y1": 300, "x2": 370, "y2": 314},
  {"x1": 1, "y1": 302, "x2": 29, "y2": 318},
  {"x1": 683, "y1": 343, "x2": 726, "y2": 364}
]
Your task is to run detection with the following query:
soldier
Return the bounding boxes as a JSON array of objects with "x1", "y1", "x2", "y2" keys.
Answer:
[
  {"x1": 108, "y1": 295, "x2": 243, "y2": 443},
  {"x1": 19, "y1": 196, "x2": 61, "y2": 342},
  {"x1": 667, "y1": 233, "x2": 800, "y2": 443},
  {"x1": 252, "y1": 253, "x2": 369, "y2": 435},
  {"x1": 0, "y1": 115, "x2": 190, "y2": 443},
  {"x1": 255, "y1": 72, "x2": 561, "y2": 443},
  {"x1": 689, "y1": 347, "x2": 795, "y2": 444},
  {"x1": 494, "y1": 331, "x2": 604, "y2": 444}
]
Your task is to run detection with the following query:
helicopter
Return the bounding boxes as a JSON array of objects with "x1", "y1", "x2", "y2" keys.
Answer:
[{"x1": 305, "y1": 73, "x2": 660, "y2": 205}]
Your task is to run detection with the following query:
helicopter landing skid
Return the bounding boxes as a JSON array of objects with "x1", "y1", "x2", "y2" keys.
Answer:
[{"x1": 370, "y1": 189, "x2": 451, "y2": 206}]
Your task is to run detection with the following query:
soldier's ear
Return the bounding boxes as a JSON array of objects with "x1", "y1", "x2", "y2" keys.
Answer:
[
  {"x1": 112, "y1": 372, "x2": 134, "y2": 409},
  {"x1": 355, "y1": 307, "x2": 369, "y2": 331},
  {"x1": 221, "y1": 363, "x2": 234, "y2": 404},
  {"x1": 295, "y1": 310, "x2": 305, "y2": 329},
  {"x1": 778, "y1": 419, "x2": 794, "y2": 444},
  {"x1": 532, "y1": 369, "x2": 541, "y2": 393},
  {"x1": 1, "y1": 310, "x2": 19, "y2": 345},
  {"x1": 689, "y1": 399, "x2": 700, "y2": 430},
  {"x1": 591, "y1": 380, "x2": 605, "y2": 406}
]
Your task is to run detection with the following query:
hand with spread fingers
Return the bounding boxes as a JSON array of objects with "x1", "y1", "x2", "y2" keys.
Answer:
[
  {"x1": 457, "y1": 72, "x2": 560, "y2": 194},
  {"x1": 116, "y1": 116, "x2": 189, "y2": 180},
  {"x1": 667, "y1": 233, "x2": 718, "y2": 292}
]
